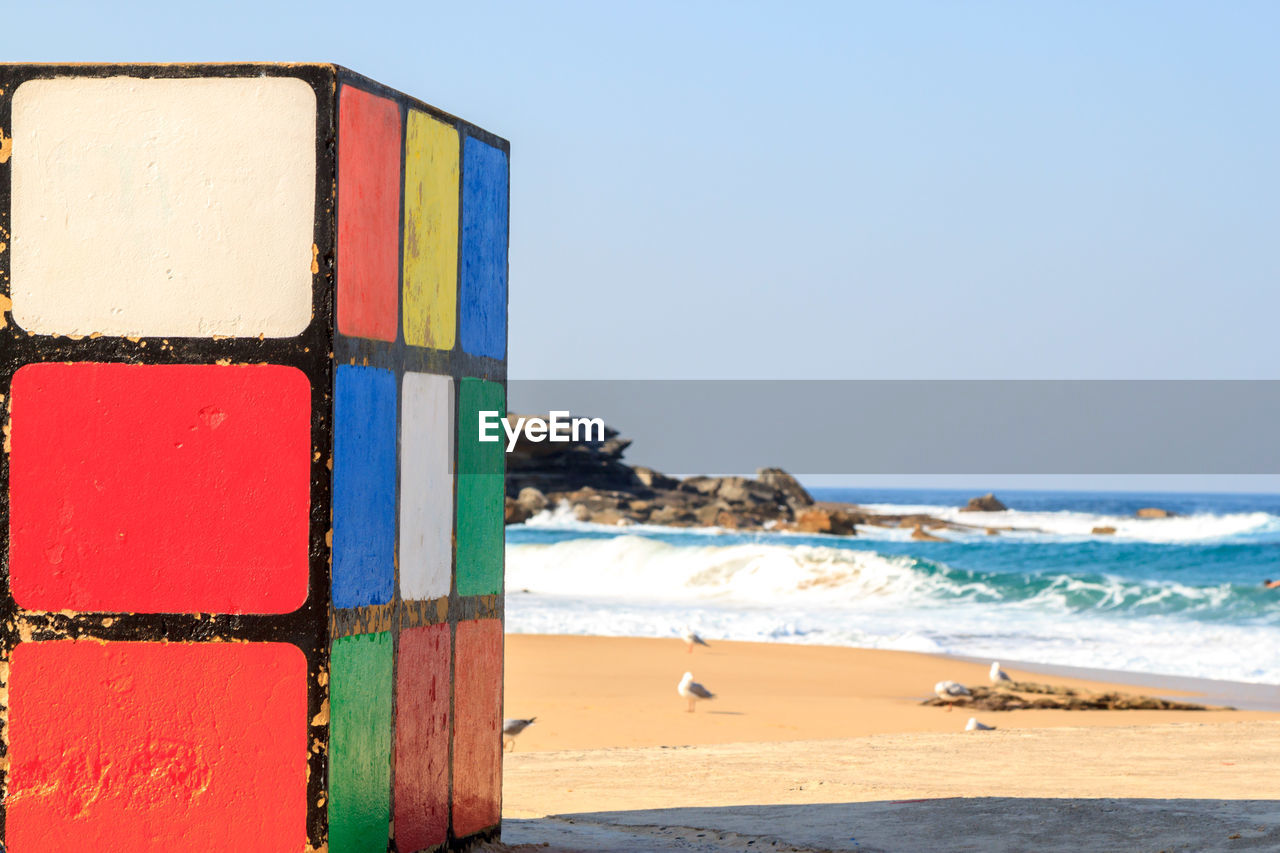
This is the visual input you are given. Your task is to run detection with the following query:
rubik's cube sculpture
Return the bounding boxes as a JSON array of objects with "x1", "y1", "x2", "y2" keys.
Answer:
[{"x1": 0, "y1": 64, "x2": 507, "y2": 852}]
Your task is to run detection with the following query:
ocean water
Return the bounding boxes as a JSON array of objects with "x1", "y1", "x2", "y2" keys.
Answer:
[{"x1": 505, "y1": 488, "x2": 1280, "y2": 684}]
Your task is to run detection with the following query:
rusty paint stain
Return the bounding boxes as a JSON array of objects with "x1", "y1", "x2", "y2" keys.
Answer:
[
  {"x1": 0, "y1": 129, "x2": 11, "y2": 163},
  {"x1": 311, "y1": 243, "x2": 321, "y2": 275},
  {"x1": 310, "y1": 699, "x2": 329, "y2": 726},
  {"x1": 436, "y1": 597, "x2": 449, "y2": 622}
]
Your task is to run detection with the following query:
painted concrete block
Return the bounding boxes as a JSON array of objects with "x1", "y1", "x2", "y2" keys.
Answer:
[
  {"x1": 329, "y1": 631, "x2": 394, "y2": 851},
  {"x1": 7, "y1": 641, "x2": 308, "y2": 851},
  {"x1": 9, "y1": 76, "x2": 316, "y2": 338},
  {"x1": 334, "y1": 364, "x2": 398, "y2": 608},
  {"x1": 453, "y1": 618, "x2": 504, "y2": 837},
  {"x1": 403, "y1": 109, "x2": 460, "y2": 350},
  {"x1": 9, "y1": 362, "x2": 311, "y2": 614},
  {"x1": 460, "y1": 137, "x2": 510, "y2": 359},
  {"x1": 395, "y1": 623, "x2": 452, "y2": 851},
  {"x1": 401, "y1": 372, "x2": 455, "y2": 600},
  {"x1": 457, "y1": 378, "x2": 507, "y2": 596},
  {"x1": 338, "y1": 86, "x2": 402, "y2": 343},
  {"x1": 0, "y1": 64, "x2": 507, "y2": 852}
]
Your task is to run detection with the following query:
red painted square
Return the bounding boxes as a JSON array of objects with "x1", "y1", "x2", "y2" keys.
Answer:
[
  {"x1": 452, "y1": 619, "x2": 503, "y2": 837},
  {"x1": 338, "y1": 85, "x2": 402, "y2": 342},
  {"x1": 6, "y1": 641, "x2": 309, "y2": 852},
  {"x1": 9, "y1": 363, "x2": 311, "y2": 614},
  {"x1": 394, "y1": 623, "x2": 451, "y2": 851}
]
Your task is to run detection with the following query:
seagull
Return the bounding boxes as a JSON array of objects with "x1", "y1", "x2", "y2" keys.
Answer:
[
  {"x1": 934, "y1": 680, "x2": 972, "y2": 712},
  {"x1": 502, "y1": 717, "x2": 536, "y2": 751},
  {"x1": 683, "y1": 630, "x2": 711, "y2": 654},
  {"x1": 678, "y1": 672, "x2": 715, "y2": 712},
  {"x1": 990, "y1": 661, "x2": 1013, "y2": 684},
  {"x1": 966, "y1": 717, "x2": 995, "y2": 731}
]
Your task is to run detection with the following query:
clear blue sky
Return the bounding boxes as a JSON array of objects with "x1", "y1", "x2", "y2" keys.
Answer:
[{"x1": 8, "y1": 1, "x2": 1280, "y2": 490}]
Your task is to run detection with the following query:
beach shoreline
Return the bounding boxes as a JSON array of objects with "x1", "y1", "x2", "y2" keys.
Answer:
[{"x1": 502, "y1": 634, "x2": 1280, "y2": 753}]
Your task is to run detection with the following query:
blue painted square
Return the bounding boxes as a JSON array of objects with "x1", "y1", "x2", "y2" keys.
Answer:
[
  {"x1": 460, "y1": 136, "x2": 509, "y2": 360},
  {"x1": 333, "y1": 365, "x2": 397, "y2": 607}
]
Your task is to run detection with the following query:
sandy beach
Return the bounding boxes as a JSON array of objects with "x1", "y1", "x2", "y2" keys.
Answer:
[
  {"x1": 502, "y1": 634, "x2": 1277, "y2": 752},
  {"x1": 500, "y1": 634, "x2": 1280, "y2": 851}
]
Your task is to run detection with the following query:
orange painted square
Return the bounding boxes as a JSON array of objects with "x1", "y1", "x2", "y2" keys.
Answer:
[
  {"x1": 338, "y1": 85, "x2": 401, "y2": 342},
  {"x1": 451, "y1": 619, "x2": 503, "y2": 838},
  {"x1": 394, "y1": 623, "x2": 451, "y2": 851},
  {"x1": 5, "y1": 641, "x2": 309, "y2": 852}
]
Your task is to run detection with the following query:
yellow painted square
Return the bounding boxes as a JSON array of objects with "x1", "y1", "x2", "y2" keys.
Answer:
[{"x1": 402, "y1": 110, "x2": 459, "y2": 349}]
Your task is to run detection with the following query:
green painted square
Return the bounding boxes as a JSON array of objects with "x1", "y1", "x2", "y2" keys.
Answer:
[
  {"x1": 456, "y1": 378, "x2": 505, "y2": 596},
  {"x1": 329, "y1": 631, "x2": 393, "y2": 851}
]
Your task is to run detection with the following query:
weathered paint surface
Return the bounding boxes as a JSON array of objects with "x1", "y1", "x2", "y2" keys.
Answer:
[
  {"x1": 460, "y1": 137, "x2": 509, "y2": 359},
  {"x1": 329, "y1": 631, "x2": 394, "y2": 851},
  {"x1": 394, "y1": 623, "x2": 451, "y2": 851},
  {"x1": 333, "y1": 365, "x2": 397, "y2": 608},
  {"x1": 9, "y1": 76, "x2": 316, "y2": 338},
  {"x1": 403, "y1": 110, "x2": 459, "y2": 350},
  {"x1": 400, "y1": 372, "x2": 454, "y2": 600},
  {"x1": 0, "y1": 63, "x2": 507, "y2": 852},
  {"x1": 456, "y1": 378, "x2": 505, "y2": 596},
  {"x1": 6, "y1": 641, "x2": 308, "y2": 851},
  {"x1": 9, "y1": 362, "x2": 311, "y2": 613},
  {"x1": 337, "y1": 85, "x2": 401, "y2": 342},
  {"x1": 452, "y1": 619, "x2": 503, "y2": 837}
]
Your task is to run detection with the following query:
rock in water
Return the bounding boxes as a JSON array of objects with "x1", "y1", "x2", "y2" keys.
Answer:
[
  {"x1": 911, "y1": 525, "x2": 945, "y2": 542},
  {"x1": 505, "y1": 497, "x2": 532, "y2": 525},
  {"x1": 960, "y1": 493, "x2": 1008, "y2": 512},
  {"x1": 516, "y1": 487, "x2": 549, "y2": 516},
  {"x1": 633, "y1": 466, "x2": 678, "y2": 490},
  {"x1": 757, "y1": 467, "x2": 814, "y2": 508},
  {"x1": 1136, "y1": 507, "x2": 1174, "y2": 518}
]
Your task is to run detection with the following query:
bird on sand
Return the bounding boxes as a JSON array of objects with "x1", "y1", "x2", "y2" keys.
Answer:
[
  {"x1": 965, "y1": 717, "x2": 995, "y2": 731},
  {"x1": 989, "y1": 661, "x2": 1013, "y2": 683},
  {"x1": 934, "y1": 680, "x2": 972, "y2": 712},
  {"x1": 678, "y1": 672, "x2": 715, "y2": 712},
  {"x1": 683, "y1": 630, "x2": 711, "y2": 654},
  {"x1": 503, "y1": 717, "x2": 536, "y2": 751}
]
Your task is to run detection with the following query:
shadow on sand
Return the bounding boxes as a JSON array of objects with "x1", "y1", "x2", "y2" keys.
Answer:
[{"x1": 504, "y1": 797, "x2": 1280, "y2": 852}]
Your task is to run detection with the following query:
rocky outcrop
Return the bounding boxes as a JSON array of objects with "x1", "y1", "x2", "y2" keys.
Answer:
[
  {"x1": 1136, "y1": 507, "x2": 1174, "y2": 518},
  {"x1": 1092, "y1": 526, "x2": 1117, "y2": 535},
  {"x1": 757, "y1": 468, "x2": 814, "y2": 508},
  {"x1": 504, "y1": 415, "x2": 647, "y2": 498},
  {"x1": 960, "y1": 493, "x2": 1008, "y2": 512},
  {"x1": 921, "y1": 681, "x2": 1220, "y2": 712},
  {"x1": 633, "y1": 466, "x2": 679, "y2": 491},
  {"x1": 504, "y1": 417, "x2": 1011, "y2": 537}
]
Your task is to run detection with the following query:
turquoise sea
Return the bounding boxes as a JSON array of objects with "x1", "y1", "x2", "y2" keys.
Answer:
[{"x1": 506, "y1": 488, "x2": 1280, "y2": 684}]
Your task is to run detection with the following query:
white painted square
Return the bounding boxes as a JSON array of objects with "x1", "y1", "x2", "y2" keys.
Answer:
[
  {"x1": 10, "y1": 76, "x2": 317, "y2": 337},
  {"x1": 400, "y1": 372, "x2": 454, "y2": 600}
]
